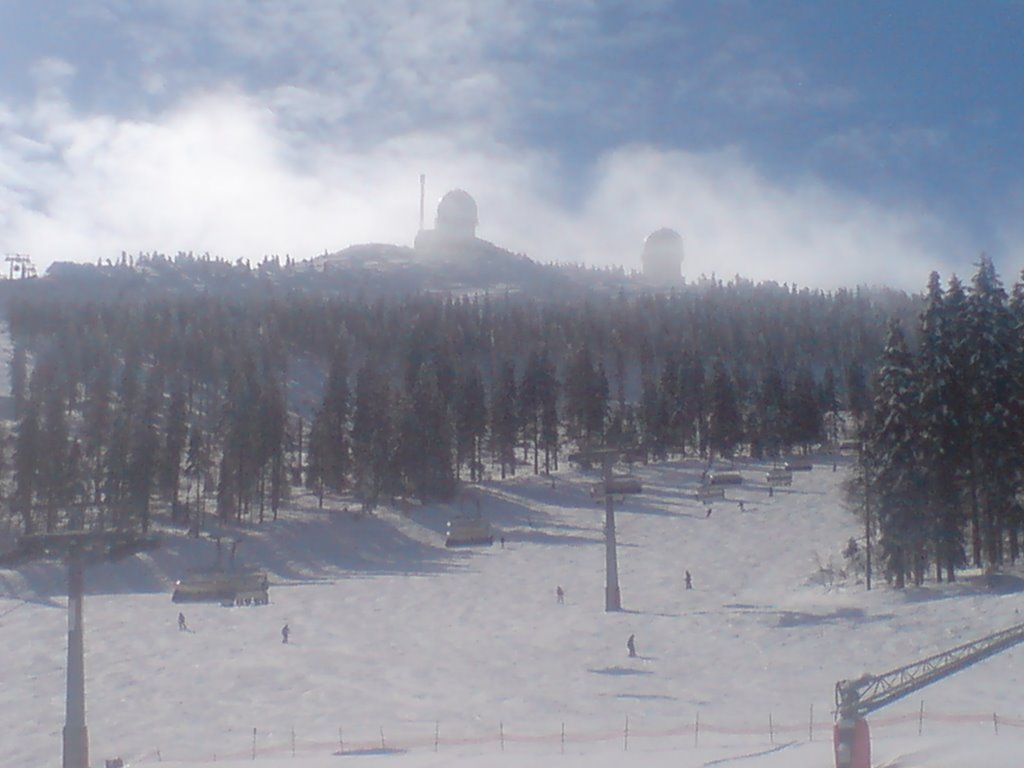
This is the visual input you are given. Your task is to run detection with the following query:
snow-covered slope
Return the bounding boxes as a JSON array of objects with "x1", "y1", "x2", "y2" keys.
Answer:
[{"x1": 3, "y1": 456, "x2": 1023, "y2": 767}]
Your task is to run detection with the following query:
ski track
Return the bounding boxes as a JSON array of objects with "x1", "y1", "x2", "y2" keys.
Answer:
[{"x1": 3, "y1": 456, "x2": 1024, "y2": 767}]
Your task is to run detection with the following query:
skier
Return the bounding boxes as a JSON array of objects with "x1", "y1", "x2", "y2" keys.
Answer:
[
  {"x1": 627, "y1": 633, "x2": 637, "y2": 658},
  {"x1": 556, "y1": 585, "x2": 565, "y2": 604},
  {"x1": 281, "y1": 623, "x2": 290, "y2": 644},
  {"x1": 685, "y1": 570, "x2": 692, "y2": 590},
  {"x1": 178, "y1": 612, "x2": 188, "y2": 631},
  {"x1": 705, "y1": 505, "x2": 712, "y2": 518},
  {"x1": 738, "y1": 500, "x2": 745, "y2": 512}
]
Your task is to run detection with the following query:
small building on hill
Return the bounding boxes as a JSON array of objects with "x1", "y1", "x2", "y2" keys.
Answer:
[{"x1": 641, "y1": 228, "x2": 684, "y2": 284}]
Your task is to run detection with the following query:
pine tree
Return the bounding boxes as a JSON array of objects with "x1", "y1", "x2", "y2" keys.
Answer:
[
  {"x1": 12, "y1": 400, "x2": 40, "y2": 535},
  {"x1": 678, "y1": 351, "x2": 707, "y2": 457},
  {"x1": 9, "y1": 342, "x2": 27, "y2": 419},
  {"x1": 308, "y1": 349, "x2": 351, "y2": 496},
  {"x1": 864, "y1": 321, "x2": 927, "y2": 588},
  {"x1": 788, "y1": 365, "x2": 823, "y2": 452},
  {"x1": 397, "y1": 364, "x2": 456, "y2": 500},
  {"x1": 351, "y1": 361, "x2": 394, "y2": 507},
  {"x1": 915, "y1": 272, "x2": 967, "y2": 581},
  {"x1": 455, "y1": 367, "x2": 488, "y2": 482},
  {"x1": 708, "y1": 362, "x2": 742, "y2": 459},
  {"x1": 161, "y1": 377, "x2": 188, "y2": 520},
  {"x1": 638, "y1": 376, "x2": 669, "y2": 460},
  {"x1": 490, "y1": 361, "x2": 518, "y2": 479},
  {"x1": 962, "y1": 257, "x2": 1021, "y2": 567}
]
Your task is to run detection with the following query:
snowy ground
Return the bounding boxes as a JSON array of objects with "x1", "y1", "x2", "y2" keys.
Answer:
[{"x1": 3, "y1": 455, "x2": 1024, "y2": 767}]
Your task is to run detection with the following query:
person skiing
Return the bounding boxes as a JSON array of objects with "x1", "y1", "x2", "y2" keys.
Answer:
[
  {"x1": 178, "y1": 612, "x2": 187, "y2": 631},
  {"x1": 281, "y1": 623, "x2": 290, "y2": 644},
  {"x1": 685, "y1": 570, "x2": 692, "y2": 590},
  {"x1": 627, "y1": 633, "x2": 637, "y2": 658},
  {"x1": 556, "y1": 585, "x2": 565, "y2": 604}
]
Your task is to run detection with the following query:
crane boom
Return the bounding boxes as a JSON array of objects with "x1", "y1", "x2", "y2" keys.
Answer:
[{"x1": 836, "y1": 620, "x2": 1024, "y2": 720}]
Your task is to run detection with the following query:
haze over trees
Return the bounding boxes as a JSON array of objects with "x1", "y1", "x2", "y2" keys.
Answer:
[
  {"x1": 0, "y1": 255, "x2": 907, "y2": 545},
  {"x1": 24, "y1": 251, "x2": 1024, "y2": 589}
]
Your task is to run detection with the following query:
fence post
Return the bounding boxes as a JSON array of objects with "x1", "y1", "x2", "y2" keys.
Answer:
[
  {"x1": 561, "y1": 722, "x2": 565, "y2": 754},
  {"x1": 435, "y1": 721, "x2": 439, "y2": 752},
  {"x1": 994, "y1": 713, "x2": 999, "y2": 735},
  {"x1": 624, "y1": 715, "x2": 629, "y2": 751},
  {"x1": 694, "y1": 711, "x2": 700, "y2": 748},
  {"x1": 500, "y1": 721, "x2": 504, "y2": 752},
  {"x1": 291, "y1": 725, "x2": 296, "y2": 757},
  {"x1": 769, "y1": 712, "x2": 774, "y2": 745},
  {"x1": 918, "y1": 701, "x2": 924, "y2": 736},
  {"x1": 380, "y1": 726, "x2": 386, "y2": 750},
  {"x1": 338, "y1": 726, "x2": 344, "y2": 755},
  {"x1": 809, "y1": 704, "x2": 814, "y2": 742},
  {"x1": 252, "y1": 727, "x2": 256, "y2": 760}
]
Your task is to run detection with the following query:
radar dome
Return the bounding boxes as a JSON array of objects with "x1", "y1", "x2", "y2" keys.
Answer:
[
  {"x1": 435, "y1": 189, "x2": 478, "y2": 239},
  {"x1": 642, "y1": 227, "x2": 684, "y2": 283}
]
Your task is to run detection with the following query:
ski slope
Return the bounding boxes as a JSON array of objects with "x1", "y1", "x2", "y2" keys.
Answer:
[{"x1": 3, "y1": 455, "x2": 1023, "y2": 767}]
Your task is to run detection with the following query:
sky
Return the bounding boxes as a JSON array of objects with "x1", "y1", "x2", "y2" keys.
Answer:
[{"x1": 1, "y1": 1, "x2": 1022, "y2": 289}]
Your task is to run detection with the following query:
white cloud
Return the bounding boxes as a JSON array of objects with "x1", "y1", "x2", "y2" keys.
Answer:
[
  {"x1": 0, "y1": 86, "x2": 969, "y2": 291},
  {"x1": 0, "y1": 2, "x2": 986, "y2": 292}
]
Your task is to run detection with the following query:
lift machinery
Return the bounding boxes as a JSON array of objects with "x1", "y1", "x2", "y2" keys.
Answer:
[{"x1": 834, "y1": 620, "x2": 1024, "y2": 768}]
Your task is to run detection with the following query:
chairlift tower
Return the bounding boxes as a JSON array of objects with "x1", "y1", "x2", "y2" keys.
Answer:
[
  {"x1": 0, "y1": 528, "x2": 159, "y2": 768},
  {"x1": 570, "y1": 447, "x2": 642, "y2": 611}
]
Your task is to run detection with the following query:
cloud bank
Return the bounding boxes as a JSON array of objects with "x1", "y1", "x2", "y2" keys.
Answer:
[
  {"x1": 0, "y1": 82, "x2": 970, "y2": 290},
  {"x1": 1, "y1": 1, "x2": 1009, "y2": 291}
]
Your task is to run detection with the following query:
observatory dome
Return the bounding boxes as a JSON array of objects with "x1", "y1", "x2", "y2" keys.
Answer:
[
  {"x1": 642, "y1": 227, "x2": 684, "y2": 283},
  {"x1": 435, "y1": 189, "x2": 478, "y2": 239}
]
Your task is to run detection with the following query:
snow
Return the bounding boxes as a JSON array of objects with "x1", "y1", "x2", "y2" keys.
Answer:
[{"x1": 3, "y1": 456, "x2": 1024, "y2": 767}]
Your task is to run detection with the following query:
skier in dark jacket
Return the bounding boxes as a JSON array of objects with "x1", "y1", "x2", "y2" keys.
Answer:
[
  {"x1": 627, "y1": 633, "x2": 637, "y2": 658},
  {"x1": 281, "y1": 623, "x2": 290, "y2": 644}
]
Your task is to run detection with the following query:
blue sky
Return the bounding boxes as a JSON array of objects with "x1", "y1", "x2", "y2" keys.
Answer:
[{"x1": 1, "y1": 0, "x2": 1022, "y2": 289}]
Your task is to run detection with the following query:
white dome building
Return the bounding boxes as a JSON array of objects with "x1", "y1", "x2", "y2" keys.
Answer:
[
  {"x1": 415, "y1": 188, "x2": 481, "y2": 253},
  {"x1": 435, "y1": 189, "x2": 478, "y2": 240},
  {"x1": 641, "y1": 228, "x2": 684, "y2": 283}
]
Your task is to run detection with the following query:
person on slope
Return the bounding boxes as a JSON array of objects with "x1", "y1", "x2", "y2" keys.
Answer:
[
  {"x1": 281, "y1": 623, "x2": 290, "y2": 644},
  {"x1": 627, "y1": 633, "x2": 637, "y2": 658}
]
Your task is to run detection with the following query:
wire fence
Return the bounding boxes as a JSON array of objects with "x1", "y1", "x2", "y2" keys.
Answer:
[{"x1": 127, "y1": 705, "x2": 1024, "y2": 764}]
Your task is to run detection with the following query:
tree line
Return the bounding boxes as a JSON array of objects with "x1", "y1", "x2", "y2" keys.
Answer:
[
  {"x1": 1, "y1": 273, "x2": 903, "y2": 537},
  {"x1": 856, "y1": 257, "x2": 1024, "y2": 586}
]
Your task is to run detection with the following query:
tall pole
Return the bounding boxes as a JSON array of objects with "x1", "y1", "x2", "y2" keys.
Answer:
[
  {"x1": 865, "y1": 488, "x2": 872, "y2": 592},
  {"x1": 604, "y1": 455, "x2": 621, "y2": 611},
  {"x1": 63, "y1": 546, "x2": 88, "y2": 768}
]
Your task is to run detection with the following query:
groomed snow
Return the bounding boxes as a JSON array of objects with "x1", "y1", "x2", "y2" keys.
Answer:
[{"x1": 3, "y1": 456, "x2": 1023, "y2": 767}]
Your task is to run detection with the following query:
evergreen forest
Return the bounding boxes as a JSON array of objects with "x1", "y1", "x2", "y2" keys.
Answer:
[{"x1": 6, "y1": 253, "x2": 1023, "y2": 587}]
